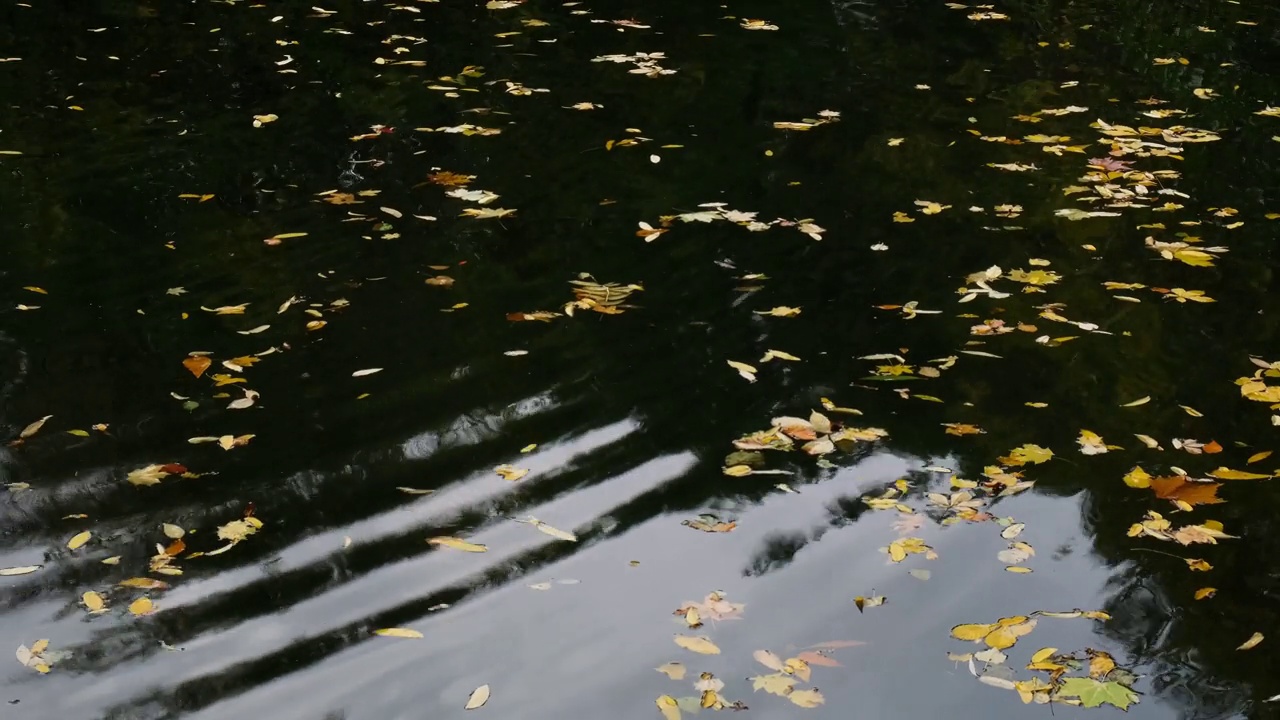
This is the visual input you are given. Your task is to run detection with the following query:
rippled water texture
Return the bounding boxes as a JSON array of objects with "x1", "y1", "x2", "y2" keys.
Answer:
[{"x1": 3, "y1": 0, "x2": 1280, "y2": 718}]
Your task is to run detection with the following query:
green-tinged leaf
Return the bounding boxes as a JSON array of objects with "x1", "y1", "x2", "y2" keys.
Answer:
[{"x1": 1057, "y1": 677, "x2": 1139, "y2": 710}]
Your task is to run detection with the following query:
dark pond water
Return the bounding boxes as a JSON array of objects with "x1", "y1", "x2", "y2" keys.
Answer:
[{"x1": 4, "y1": 0, "x2": 1280, "y2": 718}]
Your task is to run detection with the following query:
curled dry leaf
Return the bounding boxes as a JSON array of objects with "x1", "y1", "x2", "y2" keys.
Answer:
[
  {"x1": 428, "y1": 536, "x2": 488, "y2": 552},
  {"x1": 1238, "y1": 632, "x2": 1264, "y2": 650}
]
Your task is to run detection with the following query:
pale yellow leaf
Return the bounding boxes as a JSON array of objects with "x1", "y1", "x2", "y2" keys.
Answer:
[
  {"x1": 428, "y1": 536, "x2": 488, "y2": 552},
  {"x1": 67, "y1": 531, "x2": 91, "y2": 550},
  {"x1": 374, "y1": 627, "x2": 423, "y2": 639},
  {"x1": 673, "y1": 635, "x2": 721, "y2": 655}
]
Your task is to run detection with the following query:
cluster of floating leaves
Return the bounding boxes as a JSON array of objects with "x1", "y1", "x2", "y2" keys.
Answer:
[{"x1": 5, "y1": 0, "x2": 1280, "y2": 712}]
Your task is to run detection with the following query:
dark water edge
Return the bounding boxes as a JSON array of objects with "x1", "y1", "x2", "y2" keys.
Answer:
[{"x1": 3, "y1": 0, "x2": 1280, "y2": 718}]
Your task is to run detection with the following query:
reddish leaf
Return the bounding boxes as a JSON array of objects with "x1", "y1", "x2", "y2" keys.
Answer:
[{"x1": 795, "y1": 650, "x2": 842, "y2": 667}]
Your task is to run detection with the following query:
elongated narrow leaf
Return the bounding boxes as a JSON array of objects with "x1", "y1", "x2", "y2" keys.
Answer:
[
  {"x1": 374, "y1": 627, "x2": 423, "y2": 639},
  {"x1": 428, "y1": 536, "x2": 488, "y2": 552},
  {"x1": 464, "y1": 684, "x2": 490, "y2": 709}
]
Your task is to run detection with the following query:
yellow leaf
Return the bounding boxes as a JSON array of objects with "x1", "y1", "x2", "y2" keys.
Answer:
[
  {"x1": 1179, "y1": 405, "x2": 1204, "y2": 417},
  {"x1": 1195, "y1": 587, "x2": 1217, "y2": 600},
  {"x1": 1030, "y1": 647, "x2": 1058, "y2": 664},
  {"x1": 783, "y1": 657, "x2": 811, "y2": 682},
  {"x1": 67, "y1": 531, "x2": 91, "y2": 550},
  {"x1": 428, "y1": 536, "x2": 488, "y2": 552},
  {"x1": 1186, "y1": 558, "x2": 1212, "y2": 571},
  {"x1": 656, "y1": 696, "x2": 681, "y2": 720},
  {"x1": 984, "y1": 626, "x2": 1018, "y2": 649},
  {"x1": 494, "y1": 464, "x2": 528, "y2": 481},
  {"x1": 951, "y1": 623, "x2": 996, "y2": 641},
  {"x1": 1121, "y1": 396, "x2": 1151, "y2": 407},
  {"x1": 118, "y1": 577, "x2": 169, "y2": 589},
  {"x1": 1005, "y1": 566, "x2": 1033, "y2": 573},
  {"x1": 788, "y1": 689, "x2": 825, "y2": 708},
  {"x1": 374, "y1": 628, "x2": 423, "y2": 639},
  {"x1": 0, "y1": 565, "x2": 41, "y2": 576},
  {"x1": 1088, "y1": 650, "x2": 1116, "y2": 678},
  {"x1": 128, "y1": 597, "x2": 154, "y2": 616},
  {"x1": 18, "y1": 415, "x2": 52, "y2": 439},
  {"x1": 1207, "y1": 467, "x2": 1270, "y2": 480},
  {"x1": 82, "y1": 591, "x2": 105, "y2": 612},
  {"x1": 1123, "y1": 466, "x2": 1152, "y2": 489},
  {"x1": 673, "y1": 635, "x2": 721, "y2": 655},
  {"x1": 723, "y1": 464, "x2": 753, "y2": 477},
  {"x1": 1247, "y1": 450, "x2": 1272, "y2": 464},
  {"x1": 1238, "y1": 632, "x2": 1264, "y2": 650}
]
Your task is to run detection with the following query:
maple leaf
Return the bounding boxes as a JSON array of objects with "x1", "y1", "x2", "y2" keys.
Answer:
[{"x1": 1087, "y1": 157, "x2": 1133, "y2": 172}]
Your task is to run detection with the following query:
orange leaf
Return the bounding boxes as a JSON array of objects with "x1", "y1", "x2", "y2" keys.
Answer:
[
  {"x1": 182, "y1": 356, "x2": 212, "y2": 378},
  {"x1": 1150, "y1": 476, "x2": 1224, "y2": 506},
  {"x1": 1202, "y1": 440, "x2": 1223, "y2": 454}
]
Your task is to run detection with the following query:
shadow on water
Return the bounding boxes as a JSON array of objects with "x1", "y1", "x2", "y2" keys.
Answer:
[{"x1": 3, "y1": 0, "x2": 1280, "y2": 718}]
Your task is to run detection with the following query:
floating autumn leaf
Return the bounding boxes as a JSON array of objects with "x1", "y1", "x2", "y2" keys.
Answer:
[
  {"x1": 1000, "y1": 444, "x2": 1053, "y2": 466},
  {"x1": 1238, "y1": 632, "x2": 1265, "y2": 650},
  {"x1": 943, "y1": 423, "x2": 985, "y2": 436},
  {"x1": 1077, "y1": 430, "x2": 1108, "y2": 455},
  {"x1": 127, "y1": 464, "x2": 180, "y2": 487},
  {"x1": 494, "y1": 464, "x2": 528, "y2": 481},
  {"x1": 118, "y1": 577, "x2": 169, "y2": 590},
  {"x1": 1056, "y1": 677, "x2": 1139, "y2": 710},
  {"x1": 886, "y1": 536, "x2": 933, "y2": 562},
  {"x1": 464, "y1": 684, "x2": 490, "y2": 709},
  {"x1": 128, "y1": 597, "x2": 155, "y2": 616},
  {"x1": 914, "y1": 200, "x2": 951, "y2": 215},
  {"x1": 673, "y1": 635, "x2": 720, "y2": 655},
  {"x1": 0, "y1": 565, "x2": 41, "y2": 576},
  {"x1": 1195, "y1": 587, "x2": 1217, "y2": 600},
  {"x1": 529, "y1": 517, "x2": 576, "y2": 542},
  {"x1": 1207, "y1": 467, "x2": 1269, "y2": 480},
  {"x1": 656, "y1": 696, "x2": 681, "y2": 720},
  {"x1": 656, "y1": 662, "x2": 686, "y2": 680},
  {"x1": 15, "y1": 414, "x2": 52, "y2": 441},
  {"x1": 67, "y1": 531, "x2": 91, "y2": 550},
  {"x1": 428, "y1": 536, "x2": 488, "y2": 552},
  {"x1": 789, "y1": 689, "x2": 825, "y2": 708},
  {"x1": 682, "y1": 515, "x2": 736, "y2": 533},
  {"x1": 182, "y1": 355, "x2": 212, "y2": 377},
  {"x1": 82, "y1": 591, "x2": 106, "y2": 613},
  {"x1": 1150, "y1": 475, "x2": 1224, "y2": 506},
  {"x1": 754, "y1": 306, "x2": 802, "y2": 317},
  {"x1": 374, "y1": 628, "x2": 423, "y2": 639},
  {"x1": 727, "y1": 360, "x2": 757, "y2": 383}
]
